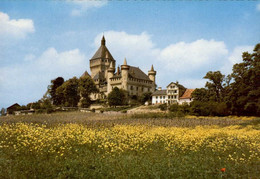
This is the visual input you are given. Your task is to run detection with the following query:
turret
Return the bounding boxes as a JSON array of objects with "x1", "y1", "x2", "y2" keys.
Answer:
[
  {"x1": 121, "y1": 58, "x2": 130, "y2": 91},
  {"x1": 101, "y1": 35, "x2": 105, "y2": 46},
  {"x1": 107, "y1": 62, "x2": 115, "y2": 94},
  {"x1": 148, "y1": 65, "x2": 156, "y2": 91}
]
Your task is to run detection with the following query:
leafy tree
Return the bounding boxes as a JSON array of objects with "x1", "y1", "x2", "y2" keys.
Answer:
[
  {"x1": 229, "y1": 43, "x2": 260, "y2": 116},
  {"x1": 203, "y1": 71, "x2": 229, "y2": 102},
  {"x1": 108, "y1": 87, "x2": 127, "y2": 107},
  {"x1": 57, "y1": 77, "x2": 80, "y2": 107},
  {"x1": 78, "y1": 76, "x2": 98, "y2": 108},
  {"x1": 191, "y1": 88, "x2": 210, "y2": 102},
  {"x1": 138, "y1": 92, "x2": 152, "y2": 104},
  {"x1": 48, "y1": 77, "x2": 64, "y2": 105},
  {"x1": 1, "y1": 108, "x2": 6, "y2": 116}
]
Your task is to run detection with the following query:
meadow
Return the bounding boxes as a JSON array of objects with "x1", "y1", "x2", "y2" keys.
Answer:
[{"x1": 0, "y1": 112, "x2": 259, "y2": 178}]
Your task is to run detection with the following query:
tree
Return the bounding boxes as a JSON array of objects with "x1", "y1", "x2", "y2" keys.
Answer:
[
  {"x1": 78, "y1": 76, "x2": 98, "y2": 108},
  {"x1": 107, "y1": 87, "x2": 127, "y2": 107},
  {"x1": 57, "y1": 77, "x2": 80, "y2": 107},
  {"x1": 48, "y1": 77, "x2": 64, "y2": 105},
  {"x1": 228, "y1": 43, "x2": 260, "y2": 116},
  {"x1": 203, "y1": 71, "x2": 227, "y2": 102},
  {"x1": 1, "y1": 108, "x2": 6, "y2": 116},
  {"x1": 138, "y1": 92, "x2": 152, "y2": 104},
  {"x1": 191, "y1": 88, "x2": 210, "y2": 102}
]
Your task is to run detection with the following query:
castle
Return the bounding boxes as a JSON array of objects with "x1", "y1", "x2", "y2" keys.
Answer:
[{"x1": 81, "y1": 36, "x2": 157, "y2": 99}]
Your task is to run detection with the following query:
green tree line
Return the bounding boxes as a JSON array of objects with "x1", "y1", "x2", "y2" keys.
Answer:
[{"x1": 190, "y1": 43, "x2": 260, "y2": 116}]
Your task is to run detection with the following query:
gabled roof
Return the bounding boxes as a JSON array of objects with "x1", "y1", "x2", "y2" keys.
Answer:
[
  {"x1": 81, "y1": 71, "x2": 91, "y2": 78},
  {"x1": 167, "y1": 82, "x2": 178, "y2": 88},
  {"x1": 180, "y1": 89, "x2": 195, "y2": 99},
  {"x1": 128, "y1": 66, "x2": 151, "y2": 81},
  {"x1": 7, "y1": 103, "x2": 20, "y2": 110},
  {"x1": 152, "y1": 90, "x2": 167, "y2": 96}
]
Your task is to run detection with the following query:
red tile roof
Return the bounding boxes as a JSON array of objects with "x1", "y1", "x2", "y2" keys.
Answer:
[{"x1": 180, "y1": 89, "x2": 195, "y2": 99}]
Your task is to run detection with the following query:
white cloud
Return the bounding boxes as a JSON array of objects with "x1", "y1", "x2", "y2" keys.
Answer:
[
  {"x1": 0, "y1": 12, "x2": 34, "y2": 39},
  {"x1": 94, "y1": 31, "x2": 160, "y2": 69},
  {"x1": 95, "y1": 31, "x2": 229, "y2": 88},
  {"x1": 69, "y1": 0, "x2": 108, "y2": 16},
  {"x1": 257, "y1": 3, "x2": 260, "y2": 11},
  {"x1": 221, "y1": 45, "x2": 253, "y2": 74},
  {"x1": 0, "y1": 48, "x2": 87, "y2": 107},
  {"x1": 159, "y1": 39, "x2": 228, "y2": 72}
]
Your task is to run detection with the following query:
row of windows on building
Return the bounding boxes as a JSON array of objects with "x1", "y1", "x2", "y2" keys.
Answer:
[
  {"x1": 155, "y1": 95, "x2": 177, "y2": 99},
  {"x1": 130, "y1": 86, "x2": 150, "y2": 92},
  {"x1": 155, "y1": 100, "x2": 177, "y2": 104},
  {"x1": 110, "y1": 78, "x2": 152, "y2": 84},
  {"x1": 167, "y1": 90, "x2": 178, "y2": 93}
]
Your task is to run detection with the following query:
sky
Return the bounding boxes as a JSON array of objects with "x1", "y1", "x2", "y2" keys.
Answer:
[{"x1": 0, "y1": 1, "x2": 260, "y2": 108}]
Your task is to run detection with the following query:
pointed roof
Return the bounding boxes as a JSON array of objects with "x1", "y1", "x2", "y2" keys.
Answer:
[
  {"x1": 90, "y1": 36, "x2": 115, "y2": 61},
  {"x1": 123, "y1": 58, "x2": 127, "y2": 65},
  {"x1": 150, "y1": 65, "x2": 154, "y2": 71},
  {"x1": 81, "y1": 71, "x2": 91, "y2": 78}
]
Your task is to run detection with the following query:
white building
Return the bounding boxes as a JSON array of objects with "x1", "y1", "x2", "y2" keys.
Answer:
[{"x1": 151, "y1": 82, "x2": 194, "y2": 105}]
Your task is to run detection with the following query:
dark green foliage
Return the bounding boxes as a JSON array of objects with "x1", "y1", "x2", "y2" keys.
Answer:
[
  {"x1": 31, "y1": 101, "x2": 41, "y2": 109},
  {"x1": 56, "y1": 77, "x2": 79, "y2": 107},
  {"x1": 79, "y1": 98, "x2": 92, "y2": 108},
  {"x1": 190, "y1": 43, "x2": 260, "y2": 116},
  {"x1": 190, "y1": 101, "x2": 230, "y2": 116},
  {"x1": 138, "y1": 92, "x2": 152, "y2": 104},
  {"x1": 78, "y1": 76, "x2": 97, "y2": 97},
  {"x1": 48, "y1": 77, "x2": 64, "y2": 105},
  {"x1": 108, "y1": 87, "x2": 127, "y2": 107},
  {"x1": 168, "y1": 103, "x2": 190, "y2": 117},
  {"x1": 78, "y1": 76, "x2": 98, "y2": 101},
  {"x1": 228, "y1": 44, "x2": 260, "y2": 116},
  {"x1": 159, "y1": 103, "x2": 167, "y2": 111},
  {"x1": 1, "y1": 108, "x2": 5, "y2": 116}
]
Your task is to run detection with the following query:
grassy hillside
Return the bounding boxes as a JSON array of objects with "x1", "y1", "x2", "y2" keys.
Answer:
[{"x1": 0, "y1": 112, "x2": 259, "y2": 178}]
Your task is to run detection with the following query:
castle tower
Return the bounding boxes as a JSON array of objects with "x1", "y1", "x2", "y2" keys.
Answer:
[
  {"x1": 107, "y1": 62, "x2": 115, "y2": 94},
  {"x1": 121, "y1": 58, "x2": 130, "y2": 91},
  {"x1": 89, "y1": 36, "x2": 115, "y2": 80},
  {"x1": 148, "y1": 65, "x2": 156, "y2": 91}
]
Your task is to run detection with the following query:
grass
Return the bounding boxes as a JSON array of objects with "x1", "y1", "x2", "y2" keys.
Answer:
[{"x1": 0, "y1": 112, "x2": 259, "y2": 178}]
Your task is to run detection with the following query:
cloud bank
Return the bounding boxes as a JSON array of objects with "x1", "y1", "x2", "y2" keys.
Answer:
[
  {"x1": 0, "y1": 12, "x2": 34, "y2": 39},
  {"x1": 95, "y1": 31, "x2": 235, "y2": 88}
]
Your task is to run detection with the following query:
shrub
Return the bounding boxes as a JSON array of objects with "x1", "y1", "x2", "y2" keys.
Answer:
[
  {"x1": 159, "y1": 104, "x2": 167, "y2": 111},
  {"x1": 91, "y1": 108, "x2": 96, "y2": 113},
  {"x1": 121, "y1": 110, "x2": 127, "y2": 113}
]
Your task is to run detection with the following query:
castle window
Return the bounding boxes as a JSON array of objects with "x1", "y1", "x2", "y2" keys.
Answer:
[
  {"x1": 136, "y1": 87, "x2": 138, "y2": 90},
  {"x1": 130, "y1": 86, "x2": 133, "y2": 90}
]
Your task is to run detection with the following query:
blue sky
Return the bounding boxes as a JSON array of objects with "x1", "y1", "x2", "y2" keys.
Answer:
[{"x1": 0, "y1": 1, "x2": 260, "y2": 108}]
